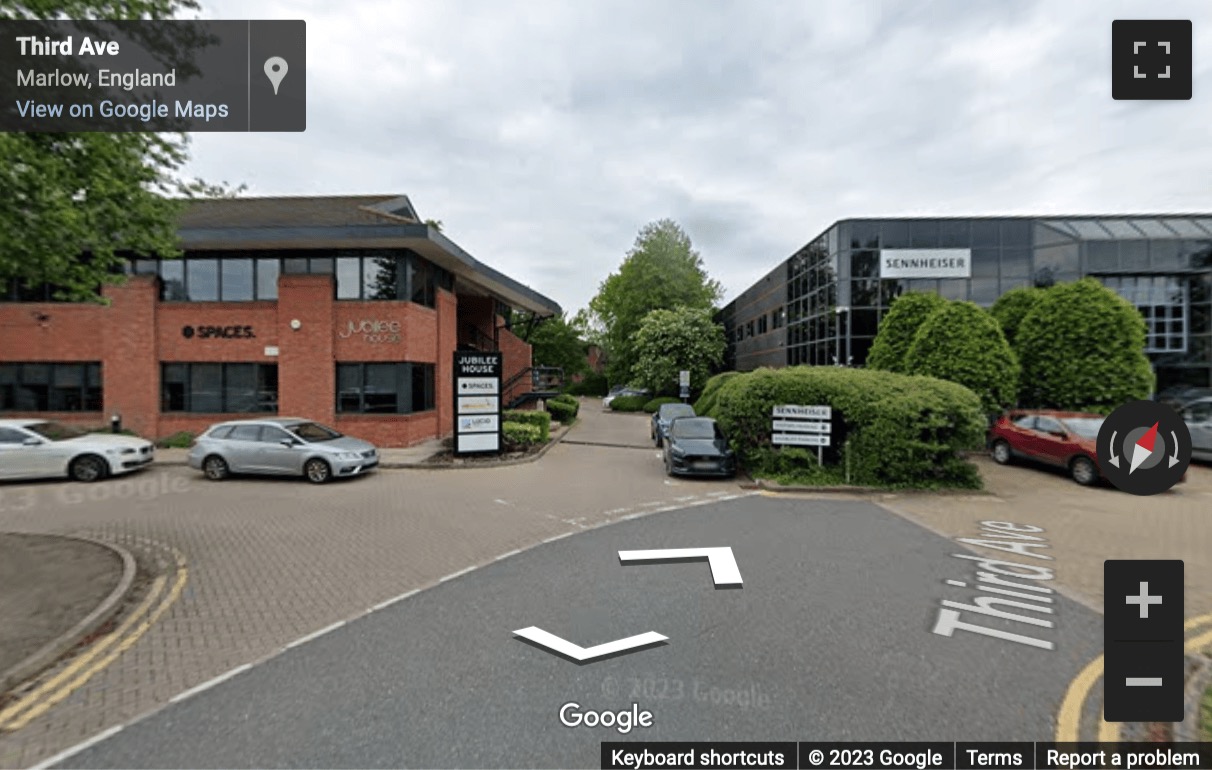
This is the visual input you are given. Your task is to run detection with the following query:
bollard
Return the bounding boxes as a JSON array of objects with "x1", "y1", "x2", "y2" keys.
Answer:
[{"x1": 111, "y1": 413, "x2": 122, "y2": 433}]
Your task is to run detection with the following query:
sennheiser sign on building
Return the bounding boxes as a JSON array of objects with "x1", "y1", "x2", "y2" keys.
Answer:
[
  {"x1": 453, "y1": 351, "x2": 503, "y2": 455},
  {"x1": 880, "y1": 249, "x2": 972, "y2": 279}
]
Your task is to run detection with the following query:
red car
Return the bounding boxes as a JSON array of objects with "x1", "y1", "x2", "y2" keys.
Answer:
[{"x1": 988, "y1": 410, "x2": 1105, "y2": 486}]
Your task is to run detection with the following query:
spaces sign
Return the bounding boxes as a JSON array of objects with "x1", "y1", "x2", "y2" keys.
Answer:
[
  {"x1": 454, "y1": 351, "x2": 502, "y2": 454},
  {"x1": 880, "y1": 249, "x2": 972, "y2": 279}
]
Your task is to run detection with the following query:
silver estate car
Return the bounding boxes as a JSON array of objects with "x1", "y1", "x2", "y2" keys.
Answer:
[{"x1": 188, "y1": 418, "x2": 378, "y2": 484}]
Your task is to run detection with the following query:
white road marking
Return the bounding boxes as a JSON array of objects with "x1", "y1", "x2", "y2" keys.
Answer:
[
  {"x1": 29, "y1": 725, "x2": 124, "y2": 770},
  {"x1": 169, "y1": 664, "x2": 253, "y2": 701},
  {"x1": 439, "y1": 565, "x2": 477, "y2": 582}
]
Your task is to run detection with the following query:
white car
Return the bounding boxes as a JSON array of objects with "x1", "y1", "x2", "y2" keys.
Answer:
[
  {"x1": 0, "y1": 419, "x2": 155, "y2": 482},
  {"x1": 1181, "y1": 399, "x2": 1212, "y2": 462}
]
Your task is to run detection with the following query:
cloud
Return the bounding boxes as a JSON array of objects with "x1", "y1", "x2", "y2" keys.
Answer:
[{"x1": 186, "y1": 0, "x2": 1212, "y2": 309}]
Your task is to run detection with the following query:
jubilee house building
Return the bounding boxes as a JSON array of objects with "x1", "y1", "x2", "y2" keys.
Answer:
[{"x1": 0, "y1": 195, "x2": 561, "y2": 447}]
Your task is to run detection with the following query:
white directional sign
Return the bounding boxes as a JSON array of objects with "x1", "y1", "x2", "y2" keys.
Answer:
[
  {"x1": 513, "y1": 627, "x2": 668, "y2": 662},
  {"x1": 773, "y1": 433, "x2": 830, "y2": 447},
  {"x1": 772, "y1": 420, "x2": 830, "y2": 433},
  {"x1": 617, "y1": 546, "x2": 743, "y2": 587},
  {"x1": 773, "y1": 405, "x2": 831, "y2": 419},
  {"x1": 457, "y1": 377, "x2": 499, "y2": 395}
]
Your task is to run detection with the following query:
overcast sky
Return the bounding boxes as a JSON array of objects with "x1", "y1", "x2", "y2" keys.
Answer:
[{"x1": 183, "y1": 0, "x2": 1212, "y2": 314}]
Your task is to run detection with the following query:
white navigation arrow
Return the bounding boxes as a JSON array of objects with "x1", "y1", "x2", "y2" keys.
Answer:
[
  {"x1": 1169, "y1": 431, "x2": 1181, "y2": 468},
  {"x1": 617, "y1": 546, "x2": 743, "y2": 587},
  {"x1": 513, "y1": 626, "x2": 668, "y2": 662},
  {"x1": 1108, "y1": 431, "x2": 1121, "y2": 468}
]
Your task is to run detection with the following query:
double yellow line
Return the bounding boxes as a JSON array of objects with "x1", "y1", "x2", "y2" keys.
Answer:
[
  {"x1": 1055, "y1": 612, "x2": 1212, "y2": 743},
  {"x1": 0, "y1": 551, "x2": 188, "y2": 733}
]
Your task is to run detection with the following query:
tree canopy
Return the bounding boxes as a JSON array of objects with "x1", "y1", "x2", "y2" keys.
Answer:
[
  {"x1": 0, "y1": 0, "x2": 243, "y2": 302},
  {"x1": 1015, "y1": 278, "x2": 1154, "y2": 413},
  {"x1": 903, "y1": 300, "x2": 1019, "y2": 415},
  {"x1": 631, "y1": 307, "x2": 725, "y2": 395},
  {"x1": 864, "y1": 292, "x2": 948, "y2": 373},
  {"x1": 989, "y1": 286, "x2": 1045, "y2": 347},
  {"x1": 587, "y1": 219, "x2": 722, "y2": 384},
  {"x1": 514, "y1": 312, "x2": 588, "y2": 378}
]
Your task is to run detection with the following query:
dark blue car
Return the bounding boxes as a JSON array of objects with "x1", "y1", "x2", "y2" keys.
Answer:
[
  {"x1": 650, "y1": 402, "x2": 695, "y2": 446},
  {"x1": 663, "y1": 417, "x2": 736, "y2": 477}
]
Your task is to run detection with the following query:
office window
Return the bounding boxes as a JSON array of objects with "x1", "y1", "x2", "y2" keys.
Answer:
[
  {"x1": 186, "y1": 259, "x2": 220, "y2": 301},
  {"x1": 0, "y1": 363, "x2": 101, "y2": 412},
  {"x1": 221, "y1": 259, "x2": 254, "y2": 301},
  {"x1": 160, "y1": 260, "x2": 187, "y2": 300},
  {"x1": 1101, "y1": 276, "x2": 1188, "y2": 354},
  {"x1": 336, "y1": 363, "x2": 435, "y2": 414},
  {"x1": 257, "y1": 258, "x2": 280, "y2": 300},
  {"x1": 336, "y1": 257, "x2": 362, "y2": 299},
  {"x1": 161, "y1": 363, "x2": 278, "y2": 413},
  {"x1": 757, "y1": 316, "x2": 768, "y2": 334}
]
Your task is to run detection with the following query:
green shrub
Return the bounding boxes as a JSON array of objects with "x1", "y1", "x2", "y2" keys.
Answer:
[
  {"x1": 550, "y1": 393, "x2": 579, "y2": 411},
  {"x1": 642, "y1": 396, "x2": 682, "y2": 413},
  {"x1": 546, "y1": 399, "x2": 577, "y2": 423},
  {"x1": 903, "y1": 300, "x2": 1019, "y2": 415},
  {"x1": 609, "y1": 394, "x2": 648, "y2": 411},
  {"x1": 989, "y1": 286, "x2": 1045, "y2": 346},
  {"x1": 1015, "y1": 278, "x2": 1154, "y2": 413},
  {"x1": 566, "y1": 372, "x2": 608, "y2": 396},
  {"x1": 156, "y1": 431, "x2": 195, "y2": 449},
  {"x1": 502, "y1": 421, "x2": 544, "y2": 446},
  {"x1": 502, "y1": 409, "x2": 550, "y2": 441},
  {"x1": 712, "y1": 366, "x2": 984, "y2": 489},
  {"x1": 866, "y1": 292, "x2": 948, "y2": 373},
  {"x1": 693, "y1": 371, "x2": 740, "y2": 417}
]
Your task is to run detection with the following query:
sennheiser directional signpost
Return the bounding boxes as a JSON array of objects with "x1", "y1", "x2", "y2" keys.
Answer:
[{"x1": 771, "y1": 404, "x2": 831, "y2": 465}]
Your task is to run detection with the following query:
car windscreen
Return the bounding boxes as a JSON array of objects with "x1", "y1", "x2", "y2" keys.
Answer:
[
  {"x1": 1062, "y1": 417, "x2": 1104, "y2": 439},
  {"x1": 289, "y1": 422, "x2": 343, "y2": 442},
  {"x1": 25, "y1": 422, "x2": 86, "y2": 441},
  {"x1": 671, "y1": 420, "x2": 716, "y2": 439},
  {"x1": 661, "y1": 405, "x2": 695, "y2": 420}
]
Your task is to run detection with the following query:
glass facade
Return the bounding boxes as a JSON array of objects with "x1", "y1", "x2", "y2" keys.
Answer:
[
  {"x1": 132, "y1": 249, "x2": 454, "y2": 307},
  {"x1": 0, "y1": 363, "x2": 102, "y2": 412},
  {"x1": 722, "y1": 216, "x2": 1212, "y2": 392},
  {"x1": 161, "y1": 363, "x2": 279, "y2": 413},
  {"x1": 336, "y1": 363, "x2": 436, "y2": 414}
]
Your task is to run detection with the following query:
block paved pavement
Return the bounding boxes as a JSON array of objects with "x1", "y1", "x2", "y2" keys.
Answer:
[{"x1": 0, "y1": 403, "x2": 741, "y2": 768}]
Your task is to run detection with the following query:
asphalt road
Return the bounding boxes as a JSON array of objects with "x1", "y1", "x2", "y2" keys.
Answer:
[{"x1": 59, "y1": 494, "x2": 1102, "y2": 769}]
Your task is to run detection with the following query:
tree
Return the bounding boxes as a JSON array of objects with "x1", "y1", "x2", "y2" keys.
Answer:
[
  {"x1": 516, "y1": 312, "x2": 588, "y2": 378},
  {"x1": 631, "y1": 307, "x2": 725, "y2": 395},
  {"x1": 903, "y1": 300, "x2": 1019, "y2": 415},
  {"x1": 865, "y1": 292, "x2": 948, "y2": 373},
  {"x1": 0, "y1": 0, "x2": 242, "y2": 303},
  {"x1": 587, "y1": 219, "x2": 722, "y2": 384},
  {"x1": 424, "y1": 219, "x2": 443, "y2": 231},
  {"x1": 989, "y1": 286, "x2": 1045, "y2": 346},
  {"x1": 1015, "y1": 278, "x2": 1154, "y2": 413}
]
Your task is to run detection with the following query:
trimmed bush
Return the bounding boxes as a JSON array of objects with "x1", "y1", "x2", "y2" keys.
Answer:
[
  {"x1": 693, "y1": 371, "x2": 741, "y2": 417},
  {"x1": 502, "y1": 409, "x2": 550, "y2": 442},
  {"x1": 502, "y1": 421, "x2": 544, "y2": 447},
  {"x1": 903, "y1": 300, "x2": 1019, "y2": 416},
  {"x1": 157, "y1": 431, "x2": 195, "y2": 449},
  {"x1": 989, "y1": 286, "x2": 1045, "y2": 346},
  {"x1": 1015, "y1": 278, "x2": 1154, "y2": 413},
  {"x1": 609, "y1": 394, "x2": 648, "y2": 412},
  {"x1": 546, "y1": 399, "x2": 577, "y2": 424},
  {"x1": 566, "y1": 372, "x2": 608, "y2": 396},
  {"x1": 550, "y1": 393, "x2": 579, "y2": 411},
  {"x1": 712, "y1": 366, "x2": 985, "y2": 489},
  {"x1": 643, "y1": 396, "x2": 682, "y2": 413},
  {"x1": 866, "y1": 292, "x2": 948, "y2": 373}
]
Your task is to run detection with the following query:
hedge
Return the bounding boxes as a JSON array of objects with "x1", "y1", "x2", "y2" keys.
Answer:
[
  {"x1": 693, "y1": 371, "x2": 741, "y2": 418},
  {"x1": 712, "y1": 366, "x2": 985, "y2": 489},
  {"x1": 643, "y1": 396, "x2": 682, "y2": 413},
  {"x1": 609, "y1": 394, "x2": 648, "y2": 412},
  {"x1": 989, "y1": 286, "x2": 1045, "y2": 346},
  {"x1": 157, "y1": 431, "x2": 195, "y2": 448},
  {"x1": 502, "y1": 409, "x2": 550, "y2": 442},
  {"x1": 566, "y1": 372, "x2": 608, "y2": 396},
  {"x1": 502, "y1": 421, "x2": 544, "y2": 446},
  {"x1": 903, "y1": 300, "x2": 1019, "y2": 416},
  {"x1": 546, "y1": 399, "x2": 577, "y2": 423}
]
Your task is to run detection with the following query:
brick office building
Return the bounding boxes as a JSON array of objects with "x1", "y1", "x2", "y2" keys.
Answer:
[{"x1": 0, "y1": 195, "x2": 561, "y2": 447}]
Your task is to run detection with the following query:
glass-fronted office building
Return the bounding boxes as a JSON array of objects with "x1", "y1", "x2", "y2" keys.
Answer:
[{"x1": 720, "y1": 216, "x2": 1212, "y2": 393}]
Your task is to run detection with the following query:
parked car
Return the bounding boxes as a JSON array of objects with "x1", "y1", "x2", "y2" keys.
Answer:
[
  {"x1": 651, "y1": 403, "x2": 695, "y2": 446},
  {"x1": 188, "y1": 418, "x2": 378, "y2": 484},
  {"x1": 602, "y1": 385, "x2": 650, "y2": 409},
  {"x1": 662, "y1": 417, "x2": 736, "y2": 478},
  {"x1": 1181, "y1": 398, "x2": 1212, "y2": 462},
  {"x1": 0, "y1": 419, "x2": 154, "y2": 482},
  {"x1": 988, "y1": 410, "x2": 1105, "y2": 486}
]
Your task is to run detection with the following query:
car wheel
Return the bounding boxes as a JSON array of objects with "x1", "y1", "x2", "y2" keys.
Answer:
[
  {"x1": 990, "y1": 440, "x2": 1013, "y2": 465},
  {"x1": 304, "y1": 458, "x2": 332, "y2": 484},
  {"x1": 69, "y1": 454, "x2": 107, "y2": 482},
  {"x1": 654, "y1": 434, "x2": 662, "y2": 448},
  {"x1": 202, "y1": 455, "x2": 230, "y2": 481},
  {"x1": 1070, "y1": 456, "x2": 1098, "y2": 486}
]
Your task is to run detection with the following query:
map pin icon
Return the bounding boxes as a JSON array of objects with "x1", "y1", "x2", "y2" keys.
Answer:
[{"x1": 264, "y1": 56, "x2": 288, "y2": 95}]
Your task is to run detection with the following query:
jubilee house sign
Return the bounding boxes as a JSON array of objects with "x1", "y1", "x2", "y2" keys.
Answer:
[{"x1": 339, "y1": 319, "x2": 401, "y2": 344}]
